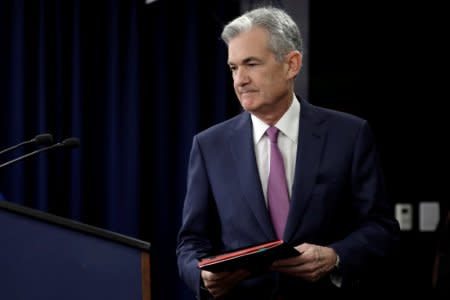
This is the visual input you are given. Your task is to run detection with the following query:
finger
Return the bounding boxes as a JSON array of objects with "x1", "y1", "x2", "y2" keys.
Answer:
[
  {"x1": 219, "y1": 269, "x2": 250, "y2": 286},
  {"x1": 204, "y1": 270, "x2": 248, "y2": 287},
  {"x1": 201, "y1": 270, "x2": 233, "y2": 282},
  {"x1": 296, "y1": 242, "x2": 312, "y2": 254},
  {"x1": 207, "y1": 270, "x2": 250, "y2": 298}
]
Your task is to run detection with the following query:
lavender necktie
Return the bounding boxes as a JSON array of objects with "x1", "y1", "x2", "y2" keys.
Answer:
[{"x1": 266, "y1": 126, "x2": 290, "y2": 239}]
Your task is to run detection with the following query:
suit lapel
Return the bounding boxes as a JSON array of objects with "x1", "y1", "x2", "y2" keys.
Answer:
[
  {"x1": 284, "y1": 100, "x2": 327, "y2": 241},
  {"x1": 229, "y1": 113, "x2": 275, "y2": 240}
]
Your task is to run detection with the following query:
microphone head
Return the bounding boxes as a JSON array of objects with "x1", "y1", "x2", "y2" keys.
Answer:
[
  {"x1": 33, "y1": 133, "x2": 53, "y2": 145},
  {"x1": 60, "y1": 137, "x2": 80, "y2": 149}
]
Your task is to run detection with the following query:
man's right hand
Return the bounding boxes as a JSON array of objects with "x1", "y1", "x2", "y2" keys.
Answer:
[{"x1": 201, "y1": 269, "x2": 250, "y2": 298}]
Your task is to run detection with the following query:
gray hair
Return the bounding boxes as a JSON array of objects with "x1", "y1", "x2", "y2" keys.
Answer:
[{"x1": 221, "y1": 7, "x2": 303, "y2": 62}]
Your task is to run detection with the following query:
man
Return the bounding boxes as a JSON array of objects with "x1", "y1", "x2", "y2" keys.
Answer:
[{"x1": 177, "y1": 6, "x2": 399, "y2": 299}]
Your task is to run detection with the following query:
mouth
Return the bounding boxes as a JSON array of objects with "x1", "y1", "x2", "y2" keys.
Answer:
[{"x1": 239, "y1": 90, "x2": 257, "y2": 96}]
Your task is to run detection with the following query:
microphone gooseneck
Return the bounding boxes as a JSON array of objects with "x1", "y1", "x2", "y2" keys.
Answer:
[
  {"x1": 0, "y1": 133, "x2": 54, "y2": 155},
  {"x1": 0, "y1": 137, "x2": 80, "y2": 170}
]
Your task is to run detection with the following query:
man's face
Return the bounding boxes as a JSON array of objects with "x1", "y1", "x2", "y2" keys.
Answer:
[{"x1": 227, "y1": 27, "x2": 292, "y2": 117}]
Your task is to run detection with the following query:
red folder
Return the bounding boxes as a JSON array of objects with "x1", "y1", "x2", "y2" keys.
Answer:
[{"x1": 197, "y1": 240, "x2": 300, "y2": 272}]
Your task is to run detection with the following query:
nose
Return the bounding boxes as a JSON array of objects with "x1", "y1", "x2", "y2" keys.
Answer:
[{"x1": 233, "y1": 67, "x2": 249, "y2": 87}]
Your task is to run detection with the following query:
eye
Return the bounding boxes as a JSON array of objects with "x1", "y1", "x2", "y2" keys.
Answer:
[{"x1": 246, "y1": 61, "x2": 260, "y2": 68}]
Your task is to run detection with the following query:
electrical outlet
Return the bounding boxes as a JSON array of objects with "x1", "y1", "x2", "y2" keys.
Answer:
[{"x1": 395, "y1": 203, "x2": 413, "y2": 231}]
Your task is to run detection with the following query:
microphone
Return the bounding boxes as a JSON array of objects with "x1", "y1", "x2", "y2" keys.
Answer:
[
  {"x1": 0, "y1": 133, "x2": 54, "y2": 155},
  {"x1": 0, "y1": 137, "x2": 80, "y2": 169}
]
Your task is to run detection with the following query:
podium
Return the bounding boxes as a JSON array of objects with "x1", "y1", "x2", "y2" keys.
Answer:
[{"x1": 0, "y1": 200, "x2": 151, "y2": 300}]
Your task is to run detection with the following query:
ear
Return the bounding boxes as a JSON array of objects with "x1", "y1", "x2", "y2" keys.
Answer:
[{"x1": 286, "y1": 51, "x2": 302, "y2": 79}]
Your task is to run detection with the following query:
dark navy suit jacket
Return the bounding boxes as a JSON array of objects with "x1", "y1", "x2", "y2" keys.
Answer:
[{"x1": 177, "y1": 98, "x2": 399, "y2": 299}]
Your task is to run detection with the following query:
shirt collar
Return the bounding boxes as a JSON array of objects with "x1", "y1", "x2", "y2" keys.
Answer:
[{"x1": 251, "y1": 94, "x2": 300, "y2": 144}]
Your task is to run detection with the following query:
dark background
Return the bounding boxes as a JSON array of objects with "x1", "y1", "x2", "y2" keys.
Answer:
[
  {"x1": 0, "y1": 0, "x2": 445, "y2": 299},
  {"x1": 309, "y1": 1, "x2": 445, "y2": 291}
]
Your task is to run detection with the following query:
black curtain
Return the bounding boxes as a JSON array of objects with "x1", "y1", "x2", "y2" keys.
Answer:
[{"x1": 0, "y1": 0, "x2": 240, "y2": 299}]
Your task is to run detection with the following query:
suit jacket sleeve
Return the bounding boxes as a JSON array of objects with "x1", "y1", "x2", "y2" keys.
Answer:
[
  {"x1": 176, "y1": 135, "x2": 217, "y2": 299},
  {"x1": 329, "y1": 120, "x2": 400, "y2": 286}
]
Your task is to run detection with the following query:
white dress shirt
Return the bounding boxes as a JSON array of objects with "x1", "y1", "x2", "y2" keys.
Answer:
[{"x1": 251, "y1": 95, "x2": 300, "y2": 205}]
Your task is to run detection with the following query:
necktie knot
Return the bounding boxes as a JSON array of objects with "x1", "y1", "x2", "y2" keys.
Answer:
[{"x1": 266, "y1": 126, "x2": 279, "y2": 144}]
